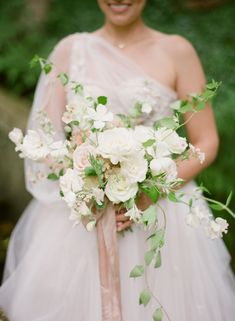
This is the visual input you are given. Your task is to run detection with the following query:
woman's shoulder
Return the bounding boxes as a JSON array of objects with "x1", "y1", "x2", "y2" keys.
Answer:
[
  {"x1": 149, "y1": 29, "x2": 198, "y2": 60},
  {"x1": 52, "y1": 33, "x2": 80, "y2": 55}
]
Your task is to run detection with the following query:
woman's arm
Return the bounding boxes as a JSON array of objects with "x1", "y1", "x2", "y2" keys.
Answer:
[{"x1": 172, "y1": 35, "x2": 219, "y2": 183}]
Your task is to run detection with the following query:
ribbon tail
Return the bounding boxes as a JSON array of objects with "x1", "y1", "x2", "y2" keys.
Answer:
[{"x1": 96, "y1": 204, "x2": 123, "y2": 321}]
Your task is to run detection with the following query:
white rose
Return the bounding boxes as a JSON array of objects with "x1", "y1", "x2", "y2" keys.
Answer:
[
  {"x1": 150, "y1": 157, "x2": 177, "y2": 181},
  {"x1": 120, "y1": 152, "x2": 148, "y2": 183},
  {"x1": 21, "y1": 130, "x2": 51, "y2": 161},
  {"x1": 73, "y1": 143, "x2": 96, "y2": 175},
  {"x1": 105, "y1": 173, "x2": 138, "y2": 203},
  {"x1": 97, "y1": 127, "x2": 141, "y2": 164},
  {"x1": 60, "y1": 168, "x2": 84, "y2": 200},
  {"x1": 155, "y1": 127, "x2": 187, "y2": 154},
  {"x1": 8, "y1": 128, "x2": 23, "y2": 146}
]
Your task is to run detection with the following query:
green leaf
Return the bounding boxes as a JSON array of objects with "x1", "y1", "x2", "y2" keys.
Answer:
[
  {"x1": 139, "y1": 182, "x2": 160, "y2": 203},
  {"x1": 139, "y1": 289, "x2": 151, "y2": 307},
  {"x1": 150, "y1": 229, "x2": 165, "y2": 251},
  {"x1": 142, "y1": 205, "x2": 157, "y2": 226},
  {"x1": 30, "y1": 54, "x2": 40, "y2": 68},
  {"x1": 143, "y1": 139, "x2": 156, "y2": 148},
  {"x1": 167, "y1": 191, "x2": 180, "y2": 202},
  {"x1": 129, "y1": 265, "x2": 144, "y2": 278},
  {"x1": 178, "y1": 102, "x2": 194, "y2": 113},
  {"x1": 97, "y1": 96, "x2": 107, "y2": 105},
  {"x1": 226, "y1": 191, "x2": 233, "y2": 207},
  {"x1": 47, "y1": 173, "x2": 59, "y2": 181},
  {"x1": 57, "y1": 72, "x2": 69, "y2": 86},
  {"x1": 89, "y1": 154, "x2": 104, "y2": 187},
  {"x1": 154, "y1": 117, "x2": 177, "y2": 129},
  {"x1": 195, "y1": 101, "x2": 205, "y2": 111},
  {"x1": 43, "y1": 63, "x2": 52, "y2": 74},
  {"x1": 84, "y1": 166, "x2": 97, "y2": 176},
  {"x1": 144, "y1": 250, "x2": 155, "y2": 266},
  {"x1": 154, "y1": 251, "x2": 161, "y2": 268},
  {"x1": 209, "y1": 203, "x2": 224, "y2": 211},
  {"x1": 153, "y1": 308, "x2": 163, "y2": 321}
]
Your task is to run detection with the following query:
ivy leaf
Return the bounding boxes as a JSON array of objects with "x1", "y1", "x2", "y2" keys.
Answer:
[
  {"x1": 43, "y1": 63, "x2": 52, "y2": 74},
  {"x1": 97, "y1": 96, "x2": 107, "y2": 105},
  {"x1": 226, "y1": 191, "x2": 233, "y2": 207},
  {"x1": 142, "y1": 205, "x2": 157, "y2": 226},
  {"x1": 167, "y1": 191, "x2": 180, "y2": 202},
  {"x1": 195, "y1": 101, "x2": 205, "y2": 111},
  {"x1": 144, "y1": 250, "x2": 155, "y2": 266},
  {"x1": 57, "y1": 72, "x2": 69, "y2": 86},
  {"x1": 139, "y1": 182, "x2": 160, "y2": 203},
  {"x1": 154, "y1": 251, "x2": 161, "y2": 268},
  {"x1": 150, "y1": 229, "x2": 165, "y2": 251},
  {"x1": 47, "y1": 173, "x2": 59, "y2": 181},
  {"x1": 139, "y1": 289, "x2": 151, "y2": 307},
  {"x1": 209, "y1": 203, "x2": 224, "y2": 211},
  {"x1": 154, "y1": 117, "x2": 177, "y2": 129},
  {"x1": 129, "y1": 265, "x2": 144, "y2": 278},
  {"x1": 153, "y1": 308, "x2": 163, "y2": 321}
]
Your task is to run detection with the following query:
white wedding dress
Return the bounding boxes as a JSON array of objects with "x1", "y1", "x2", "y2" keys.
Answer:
[{"x1": 0, "y1": 32, "x2": 234, "y2": 321}]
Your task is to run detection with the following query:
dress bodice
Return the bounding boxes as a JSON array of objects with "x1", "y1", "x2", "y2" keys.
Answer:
[{"x1": 67, "y1": 33, "x2": 177, "y2": 126}]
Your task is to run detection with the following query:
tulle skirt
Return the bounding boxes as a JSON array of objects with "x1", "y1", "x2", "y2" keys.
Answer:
[{"x1": 0, "y1": 181, "x2": 234, "y2": 321}]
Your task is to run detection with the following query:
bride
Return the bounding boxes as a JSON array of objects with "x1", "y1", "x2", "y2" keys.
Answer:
[{"x1": 0, "y1": 0, "x2": 234, "y2": 320}]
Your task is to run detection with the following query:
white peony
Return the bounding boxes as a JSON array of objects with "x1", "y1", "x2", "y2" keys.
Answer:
[
  {"x1": 205, "y1": 217, "x2": 229, "y2": 239},
  {"x1": 8, "y1": 128, "x2": 23, "y2": 147},
  {"x1": 97, "y1": 127, "x2": 141, "y2": 164},
  {"x1": 87, "y1": 104, "x2": 113, "y2": 129},
  {"x1": 105, "y1": 173, "x2": 138, "y2": 203},
  {"x1": 120, "y1": 152, "x2": 148, "y2": 183},
  {"x1": 150, "y1": 157, "x2": 177, "y2": 181},
  {"x1": 20, "y1": 130, "x2": 51, "y2": 161},
  {"x1": 155, "y1": 127, "x2": 187, "y2": 154},
  {"x1": 73, "y1": 143, "x2": 96, "y2": 175}
]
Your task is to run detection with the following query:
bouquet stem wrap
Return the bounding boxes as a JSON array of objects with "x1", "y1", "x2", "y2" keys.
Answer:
[{"x1": 96, "y1": 204, "x2": 123, "y2": 321}]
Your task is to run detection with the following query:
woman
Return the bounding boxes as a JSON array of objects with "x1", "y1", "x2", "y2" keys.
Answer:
[{"x1": 0, "y1": 0, "x2": 234, "y2": 320}]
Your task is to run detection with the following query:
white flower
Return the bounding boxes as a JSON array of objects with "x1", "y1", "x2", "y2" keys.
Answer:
[
  {"x1": 64, "y1": 191, "x2": 77, "y2": 208},
  {"x1": 205, "y1": 217, "x2": 229, "y2": 239},
  {"x1": 79, "y1": 201, "x2": 92, "y2": 217},
  {"x1": 134, "y1": 125, "x2": 154, "y2": 144},
  {"x1": 185, "y1": 213, "x2": 200, "y2": 228},
  {"x1": 150, "y1": 157, "x2": 177, "y2": 181},
  {"x1": 60, "y1": 168, "x2": 84, "y2": 194},
  {"x1": 120, "y1": 152, "x2": 148, "y2": 183},
  {"x1": 155, "y1": 127, "x2": 188, "y2": 154},
  {"x1": 147, "y1": 141, "x2": 170, "y2": 158},
  {"x1": 9, "y1": 128, "x2": 23, "y2": 146},
  {"x1": 141, "y1": 102, "x2": 152, "y2": 114},
  {"x1": 105, "y1": 173, "x2": 138, "y2": 203},
  {"x1": 20, "y1": 130, "x2": 51, "y2": 161},
  {"x1": 87, "y1": 104, "x2": 113, "y2": 129},
  {"x1": 86, "y1": 220, "x2": 96, "y2": 232},
  {"x1": 50, "y1": 140, "x2": 68, "y2": 158},
  {"x1": 189, "y1": 144, "x2": 206, "y2": 164},
  {"x1": 96, "y1": 127, "x2": 141, "y2": 164},
  {"x1": 91, "y1": 187, "x2": 104, "y2": 205},
  {"x1": 185, "y1": 205, "x2": 210, "y2": 228},
  {"x1": 170, "y1": 100, "x2": 181, "y2": 110},
  {"x1": 124, "y1": 203, "x2": 142, "y2": 223},
  {"x1": 69, "y1": 209, "x2": 81, "y2": 227},
  {"x1": 73, "y1": 143, "x2": 96, "y2": 175}
]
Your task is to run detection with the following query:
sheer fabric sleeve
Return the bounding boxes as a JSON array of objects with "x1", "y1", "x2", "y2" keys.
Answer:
[{"x1": 24, "y1": 35, "x2": 76, "y2": 203}]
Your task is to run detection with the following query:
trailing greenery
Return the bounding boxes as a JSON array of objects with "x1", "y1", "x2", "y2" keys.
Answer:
[{"x1": 0, "y1": 0, "x2": 234, "y2": 268}]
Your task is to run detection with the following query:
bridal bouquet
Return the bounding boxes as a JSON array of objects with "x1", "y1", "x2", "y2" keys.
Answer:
[{"x1": 9, "y1": 58, "x2": 234, "y2": 321}]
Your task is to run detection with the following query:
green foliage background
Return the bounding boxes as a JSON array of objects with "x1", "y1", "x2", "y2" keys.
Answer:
[{"x1": 0, "y1": 0, "x2": 234, "y2": 269}]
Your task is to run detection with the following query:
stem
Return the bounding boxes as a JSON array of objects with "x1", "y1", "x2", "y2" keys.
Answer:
[{"x1": 203, "y1": 196, "x2": 235, "y2": 219}]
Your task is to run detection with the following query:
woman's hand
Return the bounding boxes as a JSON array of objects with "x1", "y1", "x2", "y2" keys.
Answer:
[
  {"x1": 115, "y1": 208, "x2": 133, "y2": 232},
  {"x1": 135, "y1": 192, "x2": 153, "y2": 211}
]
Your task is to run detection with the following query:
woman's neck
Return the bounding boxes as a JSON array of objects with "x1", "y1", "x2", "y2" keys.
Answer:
[{"x1": 100, "y1": 18, "x2": 151, "y2": 45}]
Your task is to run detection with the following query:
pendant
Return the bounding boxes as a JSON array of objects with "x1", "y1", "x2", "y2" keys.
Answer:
[{"x1": 117, "y1": 43, "x2": 125, "y2": 49}]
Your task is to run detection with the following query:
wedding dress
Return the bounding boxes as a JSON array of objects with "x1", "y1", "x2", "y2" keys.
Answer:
[{"x1": 0, "y1": 32, "x2": 234, "y2": 321}]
